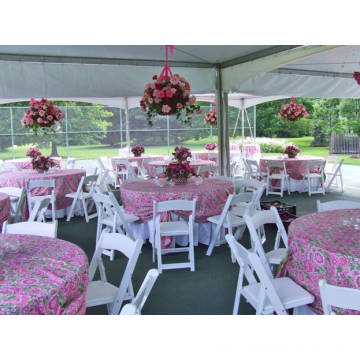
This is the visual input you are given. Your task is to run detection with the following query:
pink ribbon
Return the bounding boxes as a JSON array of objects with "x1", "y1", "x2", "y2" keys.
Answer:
[{"x1": 158, "y1": 45, "x2": 174, "y2": 81}]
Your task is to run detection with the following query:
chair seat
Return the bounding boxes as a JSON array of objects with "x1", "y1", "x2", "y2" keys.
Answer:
[
  {"x1": 159, "y1": 221, "x2": 189, "y2": 236},
  {"x1": 243, "y1": 277, "x2": 314, "y2": 314},
  {"x1": 304, "y1": 173, "x2": 322, "y2": 178},
  {"x1": 101, "y1": 212, "x2": 139, "y2": 227},
  {"x1": 66, "y1": 192, "x2": 92, "y2": 199},
  {"x1": 30, "y1": 194, "x2": 52, "y2": 203},
  {"x1": 86, "y1": 280, "x2": 118, "y2": 307},
  {"x1": 266, "y1": 248, "x2": 288, "y2": 265},
  {"x1": 230, "y1": 203, "x2": 248, "y2": 217},
  {"x1": 207, "y1": 213, "x2": 245, "y2": 227},
  {"x1": 269, "y1": 174, "x2": 287, "y2": 179}
]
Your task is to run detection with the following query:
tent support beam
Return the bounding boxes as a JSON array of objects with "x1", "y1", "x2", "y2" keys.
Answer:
[
  {"x1": 216, "y1": 67, "x2": 230, "y2": 176},
  {"x1": 124, "y1": 97, "x2": 130, "y2": 151}
]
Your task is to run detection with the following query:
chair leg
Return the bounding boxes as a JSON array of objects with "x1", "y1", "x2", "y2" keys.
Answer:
[
  {"x1": 189, "y1": 232, "x2": 195, "y2": 272},
  {"x1": 233, "y1": 270, "x2": 243, "y2": 315},
  {"x1": 340, "y1": 173, "x2": 344, "y2": 192},
  {"x1": 66, "y1": 198, "x2": 77, "y2": 221},
  {"x1": 156, "y1": 235, "x2": 163, "y2": 274},
  {"x1": 206, "y1": 224, "x2": 221, "y2": 256},
  {"x1": 51, "y1": 196, "x2": 56, "y2": 223},
  {"x1": 82, "y1": 198, "x2": 89, "y2": 222}
]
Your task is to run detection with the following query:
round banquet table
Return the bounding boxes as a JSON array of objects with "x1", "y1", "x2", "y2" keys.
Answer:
[
  {"x1": 0, "y1": 233, "x2": 89, "y2": 315},
  {"x1": 0, "y1": 169, "x2": 86, "y2": 218},
  {"x1": 5, "y1": 158, "x2": 61, "y2": 170},
  {"x1": 259, "y1": 155, "x2": 324, "y2": 192},
  {"x1": 111, "y1": 154, "x2": 164, "y2": 170},
  {"x1": 242, "y1": 143, "x2": 261, "y2": 160},
  {"x1": 0, "y1": 193, "x2": 11, "y2": 229},
  {"x1": 144, "y1": 159, "x2": 216, "y2": 178},
  {"x1": 120, "y1": 177, "x2": 234, "y2": 246},
  {"x1": 281, "y1": 209, "x2": 360, "y2": 314}
]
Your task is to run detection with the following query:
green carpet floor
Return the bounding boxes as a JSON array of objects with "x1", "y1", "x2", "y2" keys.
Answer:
[{"x1": 57, "y1": 187, "x2": 360, "y2": 315}]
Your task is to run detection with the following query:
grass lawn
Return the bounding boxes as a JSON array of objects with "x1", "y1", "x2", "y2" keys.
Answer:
[{"x1": 1, "y1": 136, "x2": 360, "y2": 166}]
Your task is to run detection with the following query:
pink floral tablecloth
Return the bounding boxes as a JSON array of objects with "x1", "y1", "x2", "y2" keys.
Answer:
[
  {"x1": 111, "y1": 155, "x2": 164, "y2": 170},
  {"x1": 120, "y1": 177, "x2": 233, "y2": 223},
  {"x1": 192, "y1": 151, "x2": 238, "y2": 164},
  {"x1": 0, "y1": 169, "x2": 85, "y2": 215},
  {"x1": 5, "y1": 158, "x2": 61, "y2": 170},
  {"x1": 0, "y1": 193, "x2": 10, "y2": 229},
  {"x1": 0, "y1": 234, "x2": 89, "y2": 315},
  {"x1": 144, "y1": 159, "x2": 216, "y2": 178},
  {"x1": 281, "y1": 209, "x2": 360, "y2": 314},
  {"x1": 259, "y1": 155, "x2": 324, "y2": 180}
]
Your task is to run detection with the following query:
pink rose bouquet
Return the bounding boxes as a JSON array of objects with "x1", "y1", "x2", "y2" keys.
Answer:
[
  {"x1": 278, "y1": 97, "x2": 309, "y2": 122},
  {"x1": 31, "y1": 156, "x2": 58, "y2": 172},
  {"x1": 284, "y1": 144, "x2": 301, "y2": 158},
  {"x1": 205, "y1": 142, "x2": 217, "y2": 151},
  {"x1": 165, "y1": 161, "x2": 196, "y2": 182},
  {"x1": 140, "y1": 74, "x2": 201, "y2": 126},
  {"x1": 172, "y1": 146, "x2": 192, "y2": 162},
  {"x1": 21, "y1": 98, "x2": 64, "y2": 135},
  {"x1": 131, "y1": 144, "x2": 145, "y2": 157},
  {"x1": 26, "y1": 147, "x2": 42, "y2": 159},
  {"x1": 204, "y1": 108, "x2": 217, "y2": 126}
]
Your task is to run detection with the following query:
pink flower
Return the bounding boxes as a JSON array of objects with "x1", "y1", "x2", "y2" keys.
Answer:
[
  {"x1": 162, "y1": 105, "x2": 171, "y2": 114},
  {"x1": 38, "y1": 110, "x2": 45, "y2": 117},
  {"x1": 176, "y1": 103, "x2": 183, "y2": 109},
  {"x1": 158, "y1": 90, "x2": 165, "y2": 98},
  {"x1": 166, "y1": 89, "x2": 173, "y2": 98},
  {"x1": 189, "y1": 96, "x2": 196, "y2": 106}
]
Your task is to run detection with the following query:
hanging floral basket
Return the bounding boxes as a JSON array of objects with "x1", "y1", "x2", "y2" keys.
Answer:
[
  {"x1": 21, "y1": 98, "x2": 64, "y2": 136},
  {"x1": 140, "y1": 46, "x2": 201, "y2": 126},
  {"x1": 204, "y1": 100, "x2": 217, "y2": 126},
  {"x1": 353, "y1": 72, "x2": 360, "y2": 85},
  {"x1": 278, "y1": 97, "x2": 309, "y2": 122}
]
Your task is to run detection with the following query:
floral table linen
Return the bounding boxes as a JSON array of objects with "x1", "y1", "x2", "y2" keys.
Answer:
[
  {"x1": 0, "y1": 169, "x2": 85, "y2": 217},
  {"x1": 242, "y1": 143, "x2": 261, "y2": 159},
  {"x1": 0, "y1": 234, "x2": 88, "y2": 315},
  {"x1": 281, "y1": 209, "x2": 360, "y2": 314},
  {"x1": 0, "y1": 193, "x2": 10, "y2": 229},
  {"x1": 111, "y1": 155, "x2": 164, "y2": 170},
  {"x1": 120, "y1": 177, "x2": 233, "y2": 223}
]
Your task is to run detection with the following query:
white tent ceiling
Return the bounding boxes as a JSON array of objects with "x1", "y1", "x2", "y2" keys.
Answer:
[{"x1": 0, "y1": 44, "x2": 353, "y2": 106}]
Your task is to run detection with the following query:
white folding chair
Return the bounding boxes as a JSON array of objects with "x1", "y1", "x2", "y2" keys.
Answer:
[
  {"x1": 63, "y1": 157, "x2": 76, "y2": 169},
  {"x1": 226, "y1": 234, "x2": 314, "y2": 315},
  {"x1": 120, "y1": 269, "x2": 160, "y2": 315},
  {"x1": 152, "y1": 199, "x2": 196, "y2": 273},
  {"x1": 153, "y1": 166, "x2": 165, "y2": 178},
  {"x1": 28, "y1": 198, "x2": 51, "y2": 222},
  {"x1": 196, "y1": 165, "x2": 218, "y2": 177},
  {"x1": 66, "y1": 174, "x2": 98, "y2": 222},
  {"x1": 113, "y1": 159, "x2": 137, "y2": 185},
  {"x1": 26, "y1": 179, "x2": 56, "y2": 222},
  {"x1": 118, "y1": 147, "x2": 130, "y2": 156},
  {"x1": 316, "y1": 199, "x2": 360, "y2": 212},
  {"x1": 233, "y1": 178, "x2": 265, "y2": 194},
  {"x1": 244, "y1": 159, "x2": 266, "y2": 181},
  {"x1": 2, "y1": 220, "x2": 58, "y2": 237},
  {"x1": 325, "y1": 159, "x2": 344, "y2": 193},
  {"x1": 319, "y1": 279, "x2": 360, "y2": 315},
  {"x1": 302, "y1": 160, "x2": 326, "y2": 196},
  {"x1": 0, "y1": 187, "x2": 26, "y2": 223},
  {"x1": 86, "y1": 231, "x2": 143, "y2": 315},
  {"x1": 97, "y1": 157, "x2": 118, "y2": 189},
  {"x1": 244, "y1": 206, "x2": 288, "y2": 269},
  {"x1": 92, "y1": 191, "x2": 139, "y2": 260},
  {"x1": 265, "y1": 161, "x2": 290, "y2": 197}
]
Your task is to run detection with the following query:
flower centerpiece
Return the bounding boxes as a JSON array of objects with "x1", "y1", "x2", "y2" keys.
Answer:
[
  {"x1": 26, "y1": 146, "x2": 59, "y2": 172},
  {"x1": 131, "y1": 144, "x2": 145, "y2": 157},
  {"x1": 284, "y1": 144, "x2": 301, "y2": 159},
  {"x1": 172, "y1": 146, "x2": 192, "y2": 162},
  {"x1": 21, "y1": 98, "x2": 65, "y2": 135},
  {"x1": 205, "y1": 142, "x2": 217, "y2": 151},
  {"x1": 165, "y1": 161, "x2": 196, "y2": 185},
  {"x1": 140, "y1": 46, "x2": 201, "y2": 126},
  {"x1": 26, "y1": 147, "x2": 42, "y2": 159},
  {"x1": 278, "y1": 97, "x2": 309, "y2": 122}
]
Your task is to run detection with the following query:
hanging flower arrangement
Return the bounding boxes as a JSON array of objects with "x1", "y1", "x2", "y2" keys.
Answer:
[
  {"x1": 140, "y1": 46, "x2": 201, "y2": 126},
  {"x1": 21, "y1": 98, "x2": 64, "y2": 135},
  {"x1": 353, "y1": 72, "x2": 360, "y2": 85},
  {"x1": 204, "y1": 100, "x2": 217, "y2": 126},
  {"x1": 278, "y1": 97, "x2": 309, "y2": 122}
]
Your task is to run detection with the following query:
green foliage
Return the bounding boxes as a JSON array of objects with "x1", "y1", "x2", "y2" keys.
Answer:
[{"x1": 259, "y1": 142, "x2": 284, "y2": 153}]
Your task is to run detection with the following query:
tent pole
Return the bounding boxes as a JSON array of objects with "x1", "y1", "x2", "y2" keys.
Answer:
[
  {"x1": 215, "y1": 67, "x2": 230, "y2": 176},
  {"x1": 241, "y1": 101, "x2": 245, "y2": 149},
  {"x1": 119, "y1": 106, "x2": 123, "y2": 148},
  {"x1": 253, "y1": 105, "x2": 256, "y2": 139},
  {"x1": 124, "y1": 97, "x2": 130, "y2": 153}
]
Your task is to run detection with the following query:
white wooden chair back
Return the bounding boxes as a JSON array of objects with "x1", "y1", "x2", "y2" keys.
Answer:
[
  {"x1": 326, "y1": 155, "x2": 339, "y2": 172},
  {"x1": 317, "y1": 199, "x2": 360, "y2": 212},
  {"x1": 88, "y1": 231, "x2": 143, "y2": 314},
  {"x1": 2, "y1": 220, "x2": 58, "y2": 237},
  {"x1": 325, "y1": 159, "x2": 344, "y2": 191},
  {"x1": 245, "y1": 159, "x2": 260, "y2": 178},
  {"x1": 266, "y1": 160, "x2": 287, "y2": 176},
  {"x1": 234, "y1": 178, "x2": 264, "y2": 193},
  {"x1": 319, "y1": 279, "x2": 360, "y2": 315},
  {"x1": 64, "y1": 157, "x2": 76, "y2": 169},
  {"x1": 153, "y1": 199, "x2": 196, "y2": 217},
  {"x1": 29, "y1": 198, "x2": 51, "y2": 222},
  {"x1": 207, "y1": 153, "x2": 218, "y2": 162},
  {"x1": 305, "y1": 160, "x2": 326, "y2": 176},
  {"x1": 113, "y1": 159, "x2": 137, "y2": 179},
  {"x1": 121, "y1": 269, "x2": 160, "y2": 315},
  {"x1": 225, "y1": 234, "x2": 287, "y2": 315},
  {"x1": 196, "y1": 165, "x2": 218, "y2": 176},
  {"x1": 13, "y1": 188, "x2": 26, "y2": 223},
  {"x1": 83, "y1": 174, "x2": 99, "y2": 192}
]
